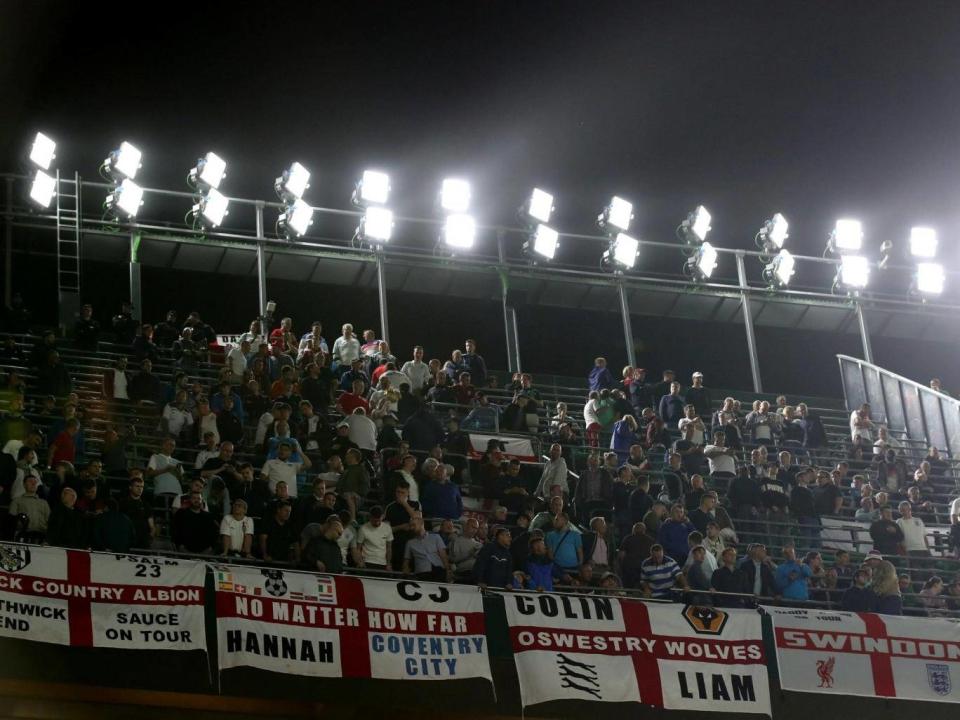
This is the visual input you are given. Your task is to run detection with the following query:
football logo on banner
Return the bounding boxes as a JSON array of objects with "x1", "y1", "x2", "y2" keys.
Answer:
[
  {"x1": 683, "y1": 606, "x2": 729, "y2": 635},
  {"x1": 928, "y1": 664, "x2": 951, "y2": 696},
  {"x1": 0, "y1": 544, "x2": 31, "y2": 572}
]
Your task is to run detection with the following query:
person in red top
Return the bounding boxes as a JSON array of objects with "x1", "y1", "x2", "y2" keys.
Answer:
[
  {"x1": 454, "y1": 371, "x2": 475, "y2": 407},
  {"x1": 269, "y1": 317, "x2": 293, "y2": 349},
  {"x1": 337, "y1": 378, "x2": 370, "y2": 416},
  {"x1": 48, "y1": 418, "x2": 80, "y2": 467}
]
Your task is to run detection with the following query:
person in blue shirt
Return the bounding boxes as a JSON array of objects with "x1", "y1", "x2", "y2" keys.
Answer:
[
  {"x1": 610, "y1": 415, "x2": 640, "y2": 464},
  {"x1": 588, "y1": 357, "x2": 616, "y2": 392},
  {"x1": 514, "y1": 536, "x2": 562, "y2": 592},
  {"x1": 775, "y1": 545, "x2": 812, "y2": 600},
  {"x1": 545, "y1": 513, "x2": 584, "y2": 572},
  {"x1": 210, "y1": 381, "x2": 246, "y2": 424},
  {"x1": 658, "y1": 382, "x2": 686, "y2": 428},
  {"x1": 339, "y1": 359, "x2": 370, "y2": 394},
  {"x1": 420, "y1": 464, "x2": 463, "y2": 520},
  {"x1": 656, "y1": 504, "x2": 696, "y2": 565}
]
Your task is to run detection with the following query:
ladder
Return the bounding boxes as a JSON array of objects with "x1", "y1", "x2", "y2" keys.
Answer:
[{"x1": 56, "y1": 170, "x2": 81, "y2": 296}]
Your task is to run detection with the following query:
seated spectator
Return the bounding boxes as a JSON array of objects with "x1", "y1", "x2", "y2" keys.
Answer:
[
  {"x1": 876, "y1": 448, "x2": 909, "y2": 492},
  {"x1": 461, "y1": 392, "x2": 501, "y2": 432},
  {"x1": 640, "y1": 543, "x2": 687, "y2": 599},
  {"x1": 421, "y1": 463, "x2": 463, "y2": 520},
  {"x1": 841, "y1": 568, "x2": 875, "y2": 612},
  {"x1": 872, "y1": 560, "x2": 903, "y2": 615},
  {"x1": 8, "y1": 474, "x2": 49, "y2": 540},
  {"x1": 172, "y1": 491, "x2": 219, "y2": 554},
  {"x1": 473, "y1": 525, "x2": 514, "y2": 589},
  {"x1": 919, "y1": 576, "x2": 948, "y2": 616}
]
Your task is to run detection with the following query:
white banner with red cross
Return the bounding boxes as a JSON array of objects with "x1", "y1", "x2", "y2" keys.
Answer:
[
  {"x1": 0, "y1": 543, "x2": 206, "y2": 650},
  {"x1": 214, "y1": 564, "x2": 493, "y2": 683},
  {"x1": 502, "y1": 592, "x2": 771, "y2": 714},
  {"x1": 764, "y1": 606, "x2": 960, "y2": 702}
]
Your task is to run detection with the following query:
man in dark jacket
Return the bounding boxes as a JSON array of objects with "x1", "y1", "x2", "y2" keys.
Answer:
[
  {"x1": 658, "y1": 382, "x2": 686, "y2": 428},
  {"x1": 73, "y1": 304, "x2": 100, "y2": 350},
  {"x1": 473, "y1": 527, "x2": 514, "y2": 589},
  {"x1": 738, "y1": 543, "x2": 778, "y2": 601},
  {"x1": 869, "y1": 505, "x2": 905, "y2": 555},
  {"x1": 461, "y1": 339, "x2": 487, "y2": 388},
  {"x1": 797, "y1": 403, "x2": 827, "y2": 449},
  {"x1": 47, "y1": 487, "x2": 87, "y2": 549},
  {"x1": 841, "y1": 568, "x2": 875, "y2": 612},
  {"x1": 303, "y1": 516, "x2": 344, "y2": 572},
  {"x1": 711, "y1": 547, "x2": 747, "y2": 607}
]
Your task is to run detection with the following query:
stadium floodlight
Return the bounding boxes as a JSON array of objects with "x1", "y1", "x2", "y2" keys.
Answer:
[
  {"x1": 763, "y1": 249, "x2": 795, "y2": 288},
  {"x1": 106, "y1": 178, "x2": 144, "y2": 218},
  {"x1": 440, "y1": 178, "x2": 471, "y2": 213},
  {"x1": 601, "y1": 232, "x2": 639, "y2": 270},
  {"x1": 679, "y1": 205, "x2": 712, "y2": 246},
  {"x1": 275, "y1": 162, "x2": 311, "y2": 201},
  {"x1": 685, "y1": 241, "x2": 718, "y2": 280},
  {"x1": 193, "y1": 187, "x2": 229, "y2": 228},
  {"x1": 598, "y1": 195, "x2": 632, "y2": 233},
  {"x1": 353, "y1": 170, "x2": 390, "y2": 206},
  {"x1": 909, "y1": 227, "x2": 937, "y2": 258},
  {"x1": 189, "y1": 151, "x2": 227, "y2": 190},
  {"x1": 526, "y1": 188, "x2": 554, "y2": 224},
  {"x1": 443, "y1": 213, "x2": 476, "y2": 249},
  {"x1": 757, "y1": 212, "x2": 789, "y2": 253},
  {"x1": 103, "y1": 141, "x2": 142, "y2": 180},
  {"x1": 29, "y1": 132, "x2": 56, "y2": 170},
  {"x1": 358, "y1": 206, "x2": 393, "y2": 242},
  {"x1": 836, "y1": 254, "x2": 870, "y2": 290},
  {"x1": 29, "y1": 169, "x2": 57, "y2": 208},
  {"x1": 829, "y1": 218, "x2": 863, "y2": 253},
  {"x1": 524, "y1": 224, "x2": 559, "y2": 261},
  {"x1": 916, "y1": 262, "x2": 945, "y2": 296},
  {"x1": 279, "y1": 198, "x2": 314, "y2": 237}
]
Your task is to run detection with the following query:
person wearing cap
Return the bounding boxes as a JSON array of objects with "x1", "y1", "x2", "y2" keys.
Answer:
[
  {"x1": 685, "y1": 372, "x2": 712, "y2": 420},
  {"x1": 327, "y1": 421, "x2": 360, "y2": 463}
]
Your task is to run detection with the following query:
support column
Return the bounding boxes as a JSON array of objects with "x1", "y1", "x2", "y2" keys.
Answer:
[
  {"x1": 375, "y1": 246, "x2": 390, "y2": 345},
  {"x1": 735, "y1": 252, "x2": 763, "y2": 393},
  {"x1": 497, "y1": 231, "x2": 521, "y2": 373},
  {"x1": 4, "y1": 177, "x2": 13, "y2": 308},
  {"x1": 854, "y1": 300, "x2": 873, "y2": 364},
  {"x1": 129, "y1": 231, "x2": 142, "y2": 321},
  {"x1": 255, "y1": 202, "x2": 267, "y2": 319},
  {"x1": 617, "y1": 279, "x2": 637, "y2": 368}
]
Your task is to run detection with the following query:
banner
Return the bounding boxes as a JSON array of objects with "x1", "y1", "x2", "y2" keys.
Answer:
[
  {"x1": 502, "y1": 593, "x2": 770, "y2": 714},
  {"x1": 214, "y1": 564, "x2": 492, "y2": 685},
  {"x1": 467, "y1": 434, "x2": 536, "y2": 462},
  {"x1": 764, "y1": 606, "x2": 960, "y2": 702},
  {"x1": 0, "y1": 543, "x2": 206, "y2": 651}
]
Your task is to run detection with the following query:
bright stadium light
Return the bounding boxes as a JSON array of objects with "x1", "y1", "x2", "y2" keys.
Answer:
[
  {"x1": 685, "y1": 241, "x2": 718, "y2": 280},
  {"x1": 353, "y1": 170, "x2": 391, "y2": 206},
  {"x1": 443, "y1": 213, "x2": 475, "y2": 249},
  {"x1": 275, "y1": 162, "x2": 311, "y2": 201},
  {"x1": 602, "y1": 232, "x2": 639, "y2": 270},
  {"x1": 193, "y1": 187, "x2": 229, "y2": 228},
  {"x1": 526, "y1": 188, "x2": 554, "y2": 224},
  {"x1": 29, "y1": 132, "x2": 56, "y2": 170},
  {"x1": 189, "y1": 151, "x2": 227, "y2": 190},
  {"x1": 763, "y1": 249, "x2": 796, "y2": 288},
  {"x1": 279, "y1": 198, "x2": 314, "y2": 237},
  {"x1": 836, "y1": 254, "x2": 870, "y2": 290},
  {"x1": 757, "y1": 212, "x2": 789, "y2": 254},
  {"x1": 916, "y1": 262, "x2": 945, "y2": 296},
  {"x1": 524, "y1": 224, "x2": 559, "y2": 261},
  {"x1": 909, "y1": 226, "x2": 938, "y2": 258},
  {"x1": 106, "y1": 178, "x2": 144, "y2": 218},
  {"x1": 103, "y1": 141, "x2": 142, "y2": 180},
  {"x1": 440, "y1": 178, "x2": 471, "y2": 213},
  {"x1": 29, "y1": 169, "x2": 57, "y2": 208},
  {"x1": 358, "y1": 206, "x2": 394, "y2": 242},
  {"x1": 598, "y1": 195, "x2": 632, "y2": 233},
  {"x1": 828, "y1": 218, "x2": 863, "y2": 253}
]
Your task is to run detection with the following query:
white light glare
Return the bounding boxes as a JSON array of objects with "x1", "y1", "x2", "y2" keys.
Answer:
[
  {"x1": 109, "y1": 178, "x2": 144, "y2": 217},
  {"x1": 917, "y1": 262, "x2": 945, "y2": 295},
  {"x1": 833, "y1": 219, "x2": 863, "y2": 251},
  {"x1": 283, "y1": 162, "x2": 311, "y2": 200},
  {"x1": 111, "y1": 141, "x2": 142, "y2": 179},
  {"x1": 772, "y1": 249, "x2": 795, "y2": 286},
  {"x1": 909, "y1": 227, "x2": 937, "y2": 258},
  {"x1": 200, "y1": 188, "x2": 229, "y2": 227},
  {"x1": 440, "y1": 178, "x2": 471, "y2": 213},
  {"x1": 609, "y1": 233, "x2": 639, "y2": 268},
  {"x1": 766, "y1": 213, "x2": 789, "y2": 249},
  {"x1": 606, "y1": 196, "x2": 633, "y2": 231},
  {"x1": 29, "y1": 170, "x2": 56, "y2": 207},
  {"x1": 528, "y1": 188, "x2": 554, "y2": 223},
  {"x1": 696, "y1": 241, "x2": 718, "y2": 278},
  {"x1": 282, "y1": 199, "x2": 314, "y2": 236},
  {"x1": 443, "y1": 213, "x2": 476, "y2": 249},
  {"x1": 690, "y1": 205, "x2": 712, "y2": 242},
  {"x1": 196, "y1": 152, "x2": 227, "y2": 189},
  {"x1": 30, "y1": 132, "x2": 56, "y2": 170},
  {"x1": 358, "y1": 170, "x2": 390, "y2": 205},
  {"x1": 531, "y1": 224, "x2": 559, "y2": 260},
  {"x1": 362, "y1": 206, "x2": 393, "y2": 242},
  {"x1": 839, "y1": 255, "x2": 870, "y2": 288}
]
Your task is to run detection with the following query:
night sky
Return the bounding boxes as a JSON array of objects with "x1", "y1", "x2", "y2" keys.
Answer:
[{"x1": 3, "y1": 1, "x2": 960, "y2": 395}]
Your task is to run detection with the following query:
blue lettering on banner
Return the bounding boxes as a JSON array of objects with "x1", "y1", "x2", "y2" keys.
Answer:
[{"x1": 369, "y1": 633, "x2": 486, "y2": 676}]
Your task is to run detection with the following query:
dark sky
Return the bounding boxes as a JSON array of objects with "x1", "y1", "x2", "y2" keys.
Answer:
[{"x1": 4, "y1": 0, "x2": 960, "y2": 394}]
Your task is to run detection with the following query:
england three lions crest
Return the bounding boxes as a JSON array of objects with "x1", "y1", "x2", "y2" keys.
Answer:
[{"x1": 927, "y1": 664, "x2": 951, "y2": 696}]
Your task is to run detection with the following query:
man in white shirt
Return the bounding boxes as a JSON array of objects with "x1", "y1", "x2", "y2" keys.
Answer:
[
  {"x1": 331, "y1": 323, "x2": 360, "y2": 369},
  {"x1": 146, "y1": 437, "x2": 184, "y2": 496},
  {"x1": 704, "y1": 432, "x2": 737, "y2": 476},
  {"x1": 677, "y1": 405, "x2": 706, "y2": 446},
  {"x1": 194, "y1": 431, "x2": 220, "y2": 469},
  {"x1": 873, "y1": 426, "x2": 903, "y2": 457},
  {"x1": 162, "y1": 390, "x2": 194, "y2": 438},
  {"x1": 220, "y1": 499, "x2": 254, "y2": 556},
  {"x1": 850, "y1": 403, "x2": 874, "y2": 443},
  {"x1": 897, "y1": 501, "x2": 929, "y2": 556},
  {"x1": 194, "y1": 397, "x2": 220, "y2": 446},
  {"x1": 352, "y1": 506, "x2": 394, "y2": 570},
  {"x1": 226, "y1": 339, "x2": 250, "y2": 382},
  {"x1": 239, "y1": 319, "x2": 266, "y2": 354},
  {"x1": 535, "y1": 443, "x2": 569, "y2": 496},
  {"x1": 400, "y1": 345, "x2": 432, "y2": 394},
  {"x1": 111, "y1": 357, "x2": 130, "y2": 400},
  {"x1": 318, "y1": 455, "x2": 343, "y2": 489},
  {"x1": 346, "y1": 408, "x2": 378, "y2": 452},
  {"x1": 261, "y1": 441, "x2": 306, "y2": 497}
]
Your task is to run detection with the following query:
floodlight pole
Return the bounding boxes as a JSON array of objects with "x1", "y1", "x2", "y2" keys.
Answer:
[
  {"x1": 4, "y1": 176, "x2": 12, "y2": 308},
  {"x1": 374, "y1": 245, "x2": 390, "y2": 345},
  {"x1": 255, "y1": 202, "x2": 267, "y2": 319},
  {"x1": 129, "y1": 231, "x2": 142, "y2": 321},
  {"x1": 854, "y1": 300, "x2": 874, "y2": 364},
  {"x1": 735, "y1": 252, "x2": 763, "y2": 393},
  {"x1": 498, "y1": 231, "x2": 522, "y2": 373},
  {"x1": 617, "y1": 278, "x2": 637, "y2": 369}
]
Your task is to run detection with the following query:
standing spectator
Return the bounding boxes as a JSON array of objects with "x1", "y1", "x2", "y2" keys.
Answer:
[
  {"x1": 677, "y1": 405, "x2": 706, "y2": 447},
  {"x1": 610, "y1": 415, "x2": 640, "y2": 464},
  {"x1": 261, "y1": 441, "x2": 311, "y2": 498},
  {"x1": 740, "y1": 543, "x2": 777, "y2": 600},
  {"x1": 403, "y1": 514, "x2": 451, "y2": 582},
  {"x1": 331, "y1": 323, "x2": 360, "y2": 374},
  {"x1": 47, "y1": 487, "x2": 86, "y2": 548},
  {"x1": 870, "y1": 505, "x2": 906, "y2": 556},
  {"x1": 400, "y1": 346, "x2": 431, "y2": 395},
  {"x1": 534, "y1": 444, "x2": 569, "y2": 497},
  {"x1": 775, "y1": 546, "x2": 812, "y2": 601},
  {"x1": 639, "y1": 544, "x2": 687, "y2": 599},
  {"x1": 38, "y1": 351, "x2": 72, "y2": 398},
  {"x1": 473, "y1": 526, "x2": 514, "y2": 589},
  {"x1": 146, "y1": 437, "x2": 185, "y2": 497},
  {"x1": 8, "y1": 475, "x2": 49, "y2": 539},
  {"x1": 421, "y1": 463, "x2": 463, "y2": 520},
  {"x1": 46, "y1": 418, "x2": 80, "y2": 468},
  {"x1": 841, "y1": 568, "x2": 875, "y2": 611},
  {"x1": 102, "y1": 357, "x2": 131, "y2": 401},
  {"x1": 745, "y1": 401, "x2": 778, "y2": 447},
  {"x1": 384, "y1": 482, "x2": 420, "y2": 569},
  {"x1": 657, "y1": 504, "x2": 695, "y2": 566},
  {"x1": 154, "y1": 310, "x2": 180, "y2": 348},
  {"x1": 711, "y1": 547, "x2": 746, "y2": 607},
  {"x1": 258, "y1": 502, "x2": 299, "y2": 562},
  {"x1": 162, "y1": 390, "x2": 194, "y2": 440},
  {"x1": 73, "y1": 304, "x2": 100, "y2": 350},
  {"x1": 172, "y1": 491, "x2": 219, "y2": 554},
  {"x1": 132, "y1": 323, "x2": 160, "y2": 363},
  {"x1": 582, "y1": 516, "x2": 613, "y2": 573},
  {"x1": 545, "y1": 513, "x2": 583, "y2": 574},
  {"x1": 119, "y1": 475, "x2": 155, "y2": 549},
  {"x1": 813, "y1": 469, "x2": 842, "y2": 517},
  {"x1": 92, "y1": 499, "x2": 136, "y2": 552},
  {"x1": 796, "y1": 403, "x2": 827, "y2": 449},
  {"x1": 919, "y1": 576, "x2": 948, "y2": 616},
  {"x1": 658, "y1": 382, "x2": 685, "y2": 428},
  {"x1": 129, "y1": 359, "x2": 163, "y2": 405},
  {"x1": 302, "y1": 516, "x2": 344, "y2": 572},
  {"x1": 219, "y1": 499, "x2": 255, "y2": 557},
  {"x1": 353, "y1": 506, "x2": 394, "y2": 570},
  {"x1": 618, "y1": 522, "x2": 654, "y2": 589},
  {"x1": 849, "y1": 403, "x2": 874, "y2": 443},
  {"x1": 461, "y1": 338, "x2": 487, "y2": 387},
  {"x1": 684, "y1": 372, "x2": 712, "y2": 419},
  {"x1": 448, "y1": 518, "x2": 483, "y2": 579},
  {"x1": 112, "y1": 301, "x2": 138, "y2": 344},
  {"x1": 588, "y1": 357, "x2": 616, "y2": 392},
  {"x1": 897, "y1": 501, "x2": 930, "y2": 558}
]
